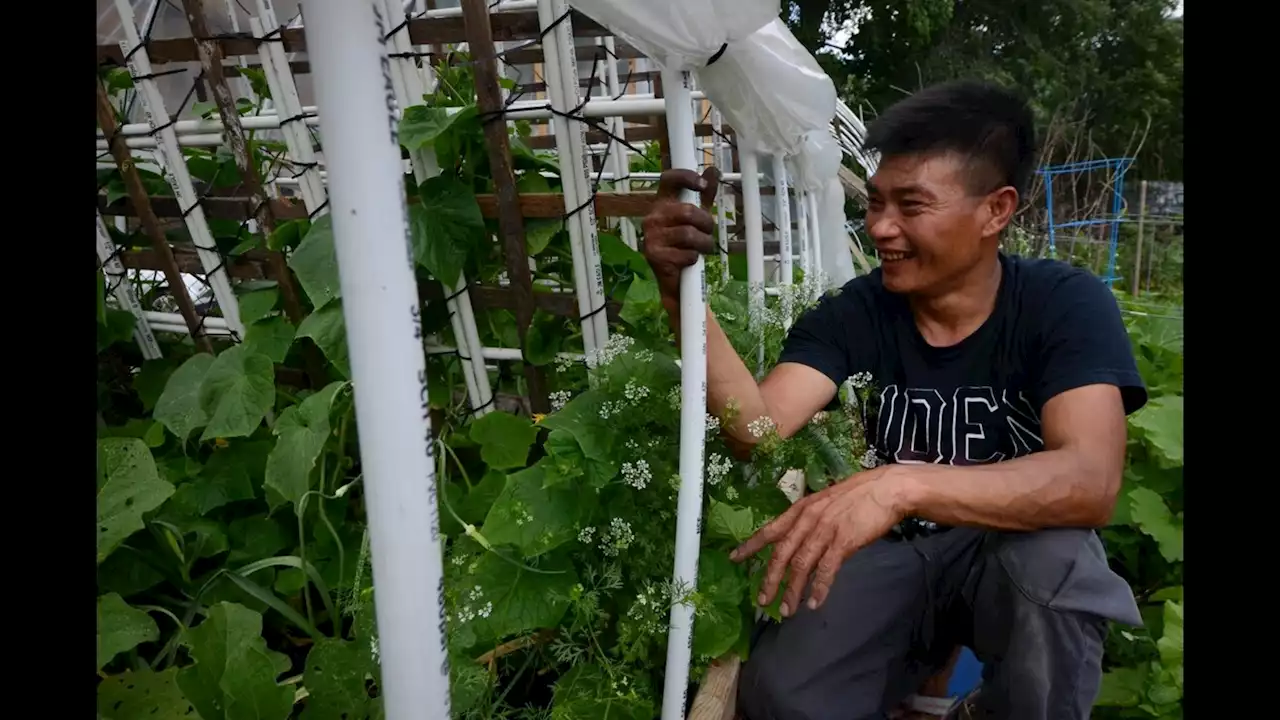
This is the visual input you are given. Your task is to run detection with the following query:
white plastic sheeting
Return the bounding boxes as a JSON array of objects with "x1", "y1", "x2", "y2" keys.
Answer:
[
  {"x1": 565, "y1": 0, "x2": 779, "y2": 70},
  {"x1": 793, "y1": 131, "x2": 858, "y2": 287},
  {"x1": 696, "y1": 19, "x2": 836, "y2": 158}
]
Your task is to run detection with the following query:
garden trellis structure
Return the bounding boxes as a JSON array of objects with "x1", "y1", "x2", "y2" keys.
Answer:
[{"x1": 95, "y1": 0, "x2": 880, "y2": 716}]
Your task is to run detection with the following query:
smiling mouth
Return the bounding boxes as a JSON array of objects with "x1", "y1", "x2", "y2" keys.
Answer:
[{"x1": 878, "y1": 250, "x2": 916, "y2": 263}]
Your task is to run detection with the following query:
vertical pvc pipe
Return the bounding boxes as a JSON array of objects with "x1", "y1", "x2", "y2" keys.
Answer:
[
  {"x1": 796, "y1": 188, "x2": 811, "y2": 284},
  {"x1": 711, "y1": 108, "x2": 730, "y2": 281},
  {"x1": 600, "y1": 35, "x2": 637, "y2": 250},
  {"x1": 536, "y1": 0, "x2": 606, "y2": 358},
  {"x1": 97, "y1": 212, "x2": 163, "y2": 360},
  {"x1": 806, "y1": 191, "x2": 823, "y2": 297},
  {"x1": 300, "y1": 2, "x2": 449, "y2": 718},
  {"x1": 739, "y1": 146, "x2": 765, "y2": 373},
  {"x1": 771, "y1": 154, "x2": 793, "y2": 325},
  {"x1": 658, "y1": 66, "x2": 708, "y2": 720}
]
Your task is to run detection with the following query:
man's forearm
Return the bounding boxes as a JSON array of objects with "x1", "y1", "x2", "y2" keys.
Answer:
[
  {"x1": 663, "y1": 298, "x2": 769, "y2": 450},
  {"x1": 888, "y1": 449, "x2": 1120, "y2": 530}
]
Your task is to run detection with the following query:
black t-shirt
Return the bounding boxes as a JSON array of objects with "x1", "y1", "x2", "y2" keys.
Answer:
[{"x1": 778, "y1": 254, "x2": 1146, "y2": 531}]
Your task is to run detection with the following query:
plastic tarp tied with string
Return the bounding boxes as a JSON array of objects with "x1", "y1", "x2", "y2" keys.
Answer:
[
  {"x1": 565, "y1": 0, "x2": 780, "y2": 71},
  {"x1": 695, "y1": 18, "x2": 836, "y2": 158},
  {"x1": 794, "y1": 130, "x2": 858, "y2": 286}
]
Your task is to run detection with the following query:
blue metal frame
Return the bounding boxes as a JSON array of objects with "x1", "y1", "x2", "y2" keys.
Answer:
[{"x1": 1036, "y1": 157, "x2": 1135, "y2": 284}]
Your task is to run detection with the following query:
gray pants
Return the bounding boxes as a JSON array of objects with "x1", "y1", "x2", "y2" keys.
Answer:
[{"x1": 737, "y1": 527, "x2": 1142, "y2": 720}]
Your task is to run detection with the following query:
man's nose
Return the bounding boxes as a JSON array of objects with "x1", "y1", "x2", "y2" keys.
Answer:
[{"x1": 866, "y1": 214, "x2": 901, "y2": 243}]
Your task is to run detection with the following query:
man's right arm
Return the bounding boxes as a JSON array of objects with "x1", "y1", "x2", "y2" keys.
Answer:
[
  {"x1": 643, "y1": 168, "x2": 843, "y2": 455},
  {"x1": 663, "y1": 298, "x2": 840, "y2": 457}
]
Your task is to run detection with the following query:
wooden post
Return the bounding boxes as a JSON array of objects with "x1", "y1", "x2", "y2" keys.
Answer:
[
  {"x1": 1131, "y1": 179, "x2": 1148, "y2": 298},
  {"x1": 183, "y1": 0, "x2": 326, "y2": 386},
  {"x1": 460, "y1": 0, "x2": 550, "y2": 413},
  {"x1": 96, "y1": 79, "x2": 215, "y2": 355}
]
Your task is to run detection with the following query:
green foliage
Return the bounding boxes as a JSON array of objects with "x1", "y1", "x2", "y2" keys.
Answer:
[{"x1": 1095, "y1": 311, "x2": 1183, "y2": 718}]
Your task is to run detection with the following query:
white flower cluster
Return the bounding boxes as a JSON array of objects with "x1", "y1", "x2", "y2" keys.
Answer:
[
  {"x1": 849, "y1": 371, "x2": 872, "y2": 389},
  {"x1": 747, "y1": 415, "x2": 777, "y2": 439},
  {"x1": 601, "y1": 517, "x2": 635, "y2": 557},
  {"x1": 623, "y1": 379, "x2": 650, "y2": 403},
  {"x1": 578, "y1": 526, "x2": 595, "y2": 544},
  {"x1": 554, "y1": 354, "x2": 578, "y2": 374},
  {"x1": 549, "y1": 389, "x2": 573, "y2": 412},
  {"x1": 705, "y1": 413, "x2": 721, "y2": 436},
  {"x1": 452, "y1": 585, "x2": 493, "y2": 623},
  {"x1": 725, "y1": 485, "x2": 739, "y2": 501},
  {"x1": 625, "y1": 581, "x2": 671, "y2": 635},
  {"x1": 706, "y1": 453, "x2": 734, "y2": 486},
  {"x1": 860, "y1": 449, "x2": 880, "y2": 469},
  {"x1": 621, "y1": 459, "x2": 651, "y2": 489},
  {"x1": 598, "y1": 399, "x2": 627, "y2": 420},
  {"x1": 667, "y1": 386, "x2": 681, "y2": 411},
  {"x1": 512, "y1": 503, "x2": 534, "y2": 527},
  {"x1": 585, "y1": 333, "x2": 635, "y2": 369},
  {"x1": 634, "y1": 348, "x2": 655, "y2": 364}
]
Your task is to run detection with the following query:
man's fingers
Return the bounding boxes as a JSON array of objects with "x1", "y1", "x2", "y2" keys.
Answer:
[
  {"x1": 805, "y1": 534, "x2": 848, "y2": 611},
  {"x1": 779, "y1": 522, "x2": 834, "y2": 616},
  {"x1": 656, "y1": 168, "x2": 709, "y2": 201},
  {"x1": 754, "y1": 505, "x2": 825, "y2": 607},
  {"x1": 673, "y1": 203, "x2": 718, "y2": 237},
  {"x1": 731, "y1": 501, "x2": 805, "y2": 562},
  {"x1": 699, "y1": 166, "x2": 721, "y2": 211}
]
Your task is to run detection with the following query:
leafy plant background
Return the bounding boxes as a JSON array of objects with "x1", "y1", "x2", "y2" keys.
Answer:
[{"x1": 97, "y1": 49, "x2": 1182, "y2": 720}]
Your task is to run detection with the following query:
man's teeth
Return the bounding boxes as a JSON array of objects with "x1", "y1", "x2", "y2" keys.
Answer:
[{"x1": 881, "y1": 251, "x2": 910, "y2": 261}]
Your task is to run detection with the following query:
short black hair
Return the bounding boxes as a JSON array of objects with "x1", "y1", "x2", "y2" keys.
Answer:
[{"x1": 863, "y1": 80, "x2": 1036, "y2": 199}]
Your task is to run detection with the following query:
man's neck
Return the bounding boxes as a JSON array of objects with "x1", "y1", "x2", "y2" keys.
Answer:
[{"x1": 908, "y1": 254, "x2": 1004, "y2": 347}]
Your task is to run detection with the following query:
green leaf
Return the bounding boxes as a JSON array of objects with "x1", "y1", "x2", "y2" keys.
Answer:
[
  {"x1": 177, "y1": 602, "x2": 296, "y2": 720},
  {"x1": 469, "y1": 410, "x2": 539, "y2": 470},
  {"x1": 540, "y1": 391, "x2": 619, "y2": 487},
  {"x1": 707, "y1": 500, "x2": 756, "y2": 544},
  {"x1": 98, "y1": 308, "x2": 138, "y2": 351},
  {"x1": 98, "y1": 438, "x2": 174, "y2": 564},
  {"x1": 228, "y1": 516, "x2": 293, "y2": 565},
  {"x1": 155, "y1": 354, "x2": 215, "y2": 442},
  {"x1": 134, "y1": 358, "x2": 180, "y2": 412},
  {"x1": 412, "y1": 175, "x2": 487, "y2": 287},
  {"x1": 289, "y1": 214, "x2": 341, "y2": 310},
  {"x1": 459, "y1": 469, "x2": 507, "y2": 526},
  {"x1": 598, "y1": 231, "x2": 650, "y2": 277},
  {"x1": 550, "y1": 664, "x2": 654, "y2": 720},
  {"x1": 692, "y1": 553, "x2": 749, "y2": 659},
  {"x1": 399, "y1": 104, "x2": 476, "y2": 151},
  {"x1": 239, "y1": 288, "x2": 280, "y2": 325},
  {"x1": 524, "y1": 219, "x2": 561, "y2": 256},
  {"x1": 167, "y1": 446, "x2": 258, "y2": 517},
  {"x1": 1127, "y1": 487, "x2": 1183, "y2": 562},
  {"x1": 1129, "y1": 395, "x2": 1183, "y2": 468},
  {"x1": 524, "y1": 309, "x2": 564, "y2": 367},
  {"x1": 299, "y1": 638, "x2": 380, "y2": 719},
  {"x1": 97, "y1": 592, "x2": 160, "y2": 670},
  {"x1": 1156, "y1": 600, "x2": 1183, "y2": 667},
  {"x1": 267, "y1": 218, "x2": 309, "y2": 252},
  {"x1": 464, "y1": 552, "x2": 577, "y2": 645},
  {"x1": 1095, "y1": 665, "x2": 1147, "y2": 708},
  {"x1": 483, "y1": 463, "x2": 592, "y2": 557},
  {"x1": 265, "y1": 381, "x2": 349, "y2": 512},
  {"x1": 198, "y1": 346, "x2": 276, "y2": 442},
  {"x1": 450, "y1": 663, "x2": 490, "y2": 716},
  {"x1": 98, "y1": 668, "x2": 201, "y2": 719},
  {"x1": 243, "y1": 316, "x2": 296, "y2": 364},
  {"x1": 297, "y1": 302, "x2": 351, "y2": 379}
]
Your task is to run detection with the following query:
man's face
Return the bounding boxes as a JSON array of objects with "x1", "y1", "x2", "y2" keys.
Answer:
[{"x1": 865, "y1": 152, "x2": 1003, "y2": 296}]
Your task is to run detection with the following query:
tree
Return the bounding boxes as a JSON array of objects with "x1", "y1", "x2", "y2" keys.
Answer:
[{"x1": 787, "y1": 0, "x2": 1184, "y2": 180}]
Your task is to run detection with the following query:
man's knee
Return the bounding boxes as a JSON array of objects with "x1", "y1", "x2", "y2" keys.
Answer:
[
  {"x1": 979, "y1": 527, "x2": 1140, "y2": 625},
  {"x1": 739, "y1": 629, "x2": 894, "y2": 720}
]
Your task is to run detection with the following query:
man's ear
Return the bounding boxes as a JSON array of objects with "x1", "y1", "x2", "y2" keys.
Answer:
[{"x1": 982, "y1": 186, "x2": 1019, "y2": 237}]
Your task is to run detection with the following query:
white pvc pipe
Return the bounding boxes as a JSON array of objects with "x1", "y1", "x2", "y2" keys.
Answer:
[
  {"x1": 600, "y1": 35, "x2": 637, "y2": 250},
  {"x1": 536, "y1": 0, "x2": 606, "y2": 358},
  {"x1": 807, "y1": 191, "x2": 823, "y2": 296},
  {"x1": 381, "y1": 0, "x2": 494, "y2": 418},
  {"x1": 113, "y1": 0, "x2": 244, "y2": 339},
  {"x1": 796, "y1": 188, "x2": 812, "y2": 283},
  {"x1": 97, "y1": 212, "x2": 162, "y2": 359},
  {"x1": 658, "y1": 66, "x2": 707, "y2": 720},
  {"x1": 301, "y1": 2, "x2": 449, "y2": 718},
  {"x1": 425, "y1": 343, "x2": 584, "y2": 363},
  {"x1": 739, "y1": 146, "x2": 765, "y2": 373},
  {"x1": 711, "y1": 108, "x2": 730, "y2": 281},
  {"x1": 771, "y1": 154, "x2": 793, "y2": 324}
]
